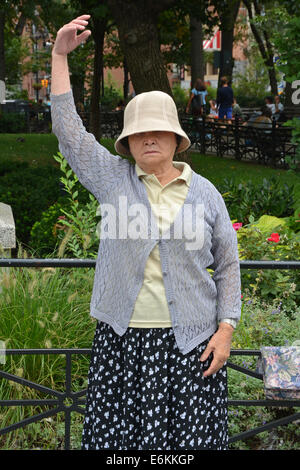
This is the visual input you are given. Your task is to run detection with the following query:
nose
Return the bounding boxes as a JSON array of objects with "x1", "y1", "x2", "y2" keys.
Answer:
[{"x1": 143, "y1": 132, "x2": 156, "y2": 145}]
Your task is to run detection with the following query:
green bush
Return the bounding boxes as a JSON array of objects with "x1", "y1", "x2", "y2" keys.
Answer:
[
  {"x1": 100, "y1": 85, "x2": 123, "y2": 110},
  {"x1": 0, "y1": 159, "x2": 29, "y2": 176},
  {"x1": 0, "y1": 165, "x2": 62, "y2": 245},
  {"x1": 228, "y1": 296, "x2": 300, "y2": 450},
  {"x1": 0, "y1": 113, "x2": 27, "y2": 134},
  {"x1": 29, "y1": 199, "x2": 67, "y2": 257},
  {"x1": 236, "y1": 215, "x2": 300, "y2": 312},
  {"x1": 218, "y1": 176, "x2": 295, "y2": 224},
  {"x1": 0, "y1": 112, "x2": 27, "y2": 133},
  {"x1": 231, "y1": 92, "x2": 265, "y2": 108},
  {"x1": 51, "y1": 152, "x2": 101, "y2": 259},
  {"x1": 172, "y1": 83, "x2": 189, "y2": 112}
]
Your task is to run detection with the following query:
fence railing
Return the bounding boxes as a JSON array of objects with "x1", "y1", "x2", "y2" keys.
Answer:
[
  {"x1": 180, "y1": 115, "x2": 297, "y2": 168},
  {"x1": 0, "y1": 258, "x2": 299, "y2": 450},
  {"x1": 1, "y1": 105, "x2": 297, "y2": 168}
]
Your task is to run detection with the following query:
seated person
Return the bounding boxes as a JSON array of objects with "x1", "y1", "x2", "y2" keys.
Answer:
[
  {"x1": 243, "y1": 106, "x2": 273, "y2": 145},
  {"x1": 273, "y1": 95, "x2": 284, "y2": 121},
  {"x1": 208, "y1": 99, "x2": 218, "y2": 118},
  {"x1": 244, "y1": 106, "x2": 272, "y2": 130},
  {"x1": 232, "y1": 98, "x2": 242, "y2": 120},
  {"x1": 264, "y1": 96, "x2": 275, "y2": 115}
]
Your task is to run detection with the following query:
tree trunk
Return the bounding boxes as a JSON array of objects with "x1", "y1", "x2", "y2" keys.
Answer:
[
  {"x1": 217, "y1": 0, "x2": 240, "y2": 86},
  {"x1": 108, "y1": 0, "x2": 175, "y2": 96},
  {"x1": 123, "y1": 57, "x2": 129, "y2": 100},
  {"x1": 15, "y1": 12, "x2": 27, "y2": 37},
  {"x1": 72, "y1": 77, "x2": 85, "y2": 109},
  {"x1": 284, "y1": 81, "x2": 293, "y2": 107},
  {"x1": 89, "y1": 16, "x2": 106, "y2": 142},
  {"x1": 0, "y1": 9, "x2": 5, "y2": 88},
  {"x1": 190, "y1": 15, "x2": 205, "y2": 87},
  {"x1": 244, "y1": 0, "x2": 278, "y2": 95}
]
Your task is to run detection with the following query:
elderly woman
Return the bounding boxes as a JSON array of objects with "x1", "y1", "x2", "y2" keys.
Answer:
[{"x1": 51, "y1": 15, "x2": 241, "y2": 451}]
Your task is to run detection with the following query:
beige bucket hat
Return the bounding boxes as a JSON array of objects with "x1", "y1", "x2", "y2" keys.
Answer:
[{"x1": 115, "y1": 90, "x2": 191, "y2": 156}]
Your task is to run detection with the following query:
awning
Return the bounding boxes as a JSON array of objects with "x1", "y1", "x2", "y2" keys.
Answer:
[{"x1": 203, "y1": 30, "x2": 221, "y2": 51}]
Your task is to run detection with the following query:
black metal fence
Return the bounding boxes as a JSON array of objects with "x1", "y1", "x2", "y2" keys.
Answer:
[
  {"x1": 1, "y1": 102, "x2": 297, "y2": 168},
  {"x1": 0, "y1": 258, "x2": 299, "y2": 450},
  {"x1": 180, "y1": 115, "x2": 297, "y2": 168},
  {"x1": 0, "y1": 102, "x2": 51, "y2": 134},
  {"x1": 84, "y1": 110, "x2": 298, "y2": 168}
]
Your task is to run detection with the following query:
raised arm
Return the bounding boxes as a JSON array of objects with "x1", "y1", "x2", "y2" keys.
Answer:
[
  {"x1": 50, "y1": 15, "x2": 129, "y2": 201},
  {"x1": 51, "y1": 15, "x2": 91, "y2": 95}
]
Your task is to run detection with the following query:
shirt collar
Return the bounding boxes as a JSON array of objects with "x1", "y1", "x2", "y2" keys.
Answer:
[{"x1": 135, "y1": 161, "x2": 191, "y2": 187}]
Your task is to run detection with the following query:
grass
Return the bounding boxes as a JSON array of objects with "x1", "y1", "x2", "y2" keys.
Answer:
[
  {"x1": 0, "y1": 134, "x2": 60, "y2": 167},
  {"x1": 1, "y1": 133, "x2": 299, "y2": 210}
]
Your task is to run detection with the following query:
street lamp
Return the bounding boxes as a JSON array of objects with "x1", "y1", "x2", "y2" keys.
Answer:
[{"x1": 31, "y1": 21, "x2": 50, "y2": 102}]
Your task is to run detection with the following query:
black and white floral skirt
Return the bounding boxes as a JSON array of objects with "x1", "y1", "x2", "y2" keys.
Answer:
[{"x1": 81, "y1": 321, "x2": 228, "y2": 450}]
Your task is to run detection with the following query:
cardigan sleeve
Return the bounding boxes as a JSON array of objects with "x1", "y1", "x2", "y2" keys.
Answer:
[
  {"x1": 50, "y1": 89, "x2": 129, "y2": 202},
  {"x1": 210, "y1": 191, "x2": 241, "y2": 323}
]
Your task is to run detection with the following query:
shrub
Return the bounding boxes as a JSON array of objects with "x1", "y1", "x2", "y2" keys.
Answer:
[
  {"x1": 0, "y1": 165, "x2": 62, "y2": 245},
  {"x1": 172, "y1": 83, "x2": 189, "y2": 112},
  {"x1": 0, "y1": 160, "x2": 29, "y2": 176},
  {"x1": 0, "y1": 112, "x2": 27, "y2": 133},
  {"x1": 52, "y1": 152, "x2": 101, "y2": 259},
  {"x1": 218, "y1": 176, "x2": 295, "y2": 224},
  {"x1": 29, "y1": 199, "x2": 67, "y2": 257},
  {"x1": 228, "y1": 296, "x2": 300, "y2": 450},
  {"x1": 236, "y1": 215, "x2": 300, "y2": 312}
]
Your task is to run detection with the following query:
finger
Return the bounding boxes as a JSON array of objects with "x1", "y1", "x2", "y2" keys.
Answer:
[
  {"x1": 75, "y1": 14, "x2": 91, "y2": 20},
  {"x1": 77, "y1": 30, "x2": 91, "y2": 42},
  {"x1": 203, "y1": 357, "x2": 224, "y2": 377},
  {"x1": 64, "y1": 24, "x2": 87, "y2": 31},
  {"x1": 72, "y1": 19, "x2": 89, "y2": 25},
  {"x1": 199, "y1": 345, "x2": 213, "y2": 362}
]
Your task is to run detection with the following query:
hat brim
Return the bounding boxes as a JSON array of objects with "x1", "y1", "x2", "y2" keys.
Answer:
[{"x1": 115, "y1": 126, "x2": 191, "y2": 157}]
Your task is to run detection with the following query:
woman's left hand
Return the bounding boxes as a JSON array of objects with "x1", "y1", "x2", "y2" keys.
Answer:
[{"x1": 199, "y1": 323, "x2": 233, "y2": 377}]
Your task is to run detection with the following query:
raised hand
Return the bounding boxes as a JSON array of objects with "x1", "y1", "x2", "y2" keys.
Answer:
[{"x1": 52, "y1": 14, "x2": 91, "y2": 57}]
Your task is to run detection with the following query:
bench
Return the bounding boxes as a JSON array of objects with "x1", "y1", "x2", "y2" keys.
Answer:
[{"x1": 180, "y1": 115, "x2": 297, "y2": 168}]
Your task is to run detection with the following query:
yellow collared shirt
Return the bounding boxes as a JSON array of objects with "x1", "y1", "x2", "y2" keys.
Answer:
[{"x1": 129, "y1": 161, "x2": 191, "y2": 327}]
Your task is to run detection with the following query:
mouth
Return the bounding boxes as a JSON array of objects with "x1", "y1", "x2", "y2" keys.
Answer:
[{"x1": 144, "y1": 150, "x2": 159, "y2": 155}]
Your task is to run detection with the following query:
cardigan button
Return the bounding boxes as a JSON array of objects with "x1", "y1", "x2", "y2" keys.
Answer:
[{"x1": 168, "y1": 299, "x2": 173, "y2": 305}]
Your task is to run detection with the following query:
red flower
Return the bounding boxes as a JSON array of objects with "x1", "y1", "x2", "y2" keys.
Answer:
[
  {"x1": 232, "y1": 222, "x2": 243, "y2": 231},
  {"x1": 267, "y1": 232, "x2": 280, "y2": 243}
]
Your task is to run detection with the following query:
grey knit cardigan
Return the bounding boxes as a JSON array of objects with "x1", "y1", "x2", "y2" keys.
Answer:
[{"x1": 50, "y1": 89, "x2": 241, "y2": 355}]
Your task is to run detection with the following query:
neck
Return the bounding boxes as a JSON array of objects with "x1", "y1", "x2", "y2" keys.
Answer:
[{"x1": 139, "y1": 161, "x2": 182, "y2": 186}]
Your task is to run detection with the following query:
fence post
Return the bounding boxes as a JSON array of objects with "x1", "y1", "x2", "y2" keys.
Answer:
[
  {"x1": 200, "y1": 111, "x2": 206, "y2": 154},
  {"x1": 234, "y1": 117, "x2": 241, "y2": 160},
  {"x1": 0, "y1": 203, "x2": 16, "y2": 294},
  {"x1": 271, "y1": 116, "x2": 277, "y2": 166}
]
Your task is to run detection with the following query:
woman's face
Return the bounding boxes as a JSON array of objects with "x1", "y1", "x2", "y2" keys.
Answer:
[{"x1": 128, "y1": 131, "x2": 177, "y2": 169}]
